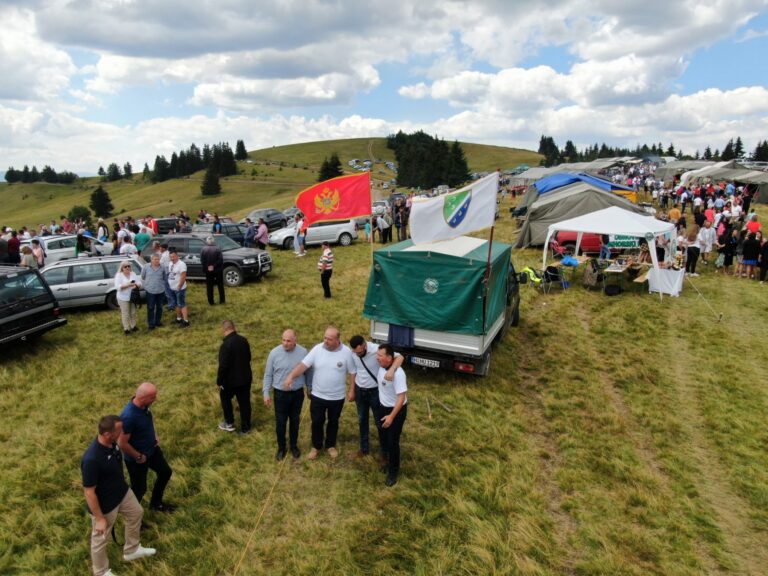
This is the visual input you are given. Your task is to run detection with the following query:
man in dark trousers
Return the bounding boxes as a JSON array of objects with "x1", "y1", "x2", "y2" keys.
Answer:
[
  {"x1": 83, "y1": 414, "x2": 156, "y2": 576},
  {"x1": 217, "y1": 319, "x2": 253, "y2": 434},
  {"x1": 118, "y1": 382, "x2": 175, "y2": 513},
  {"x1": 201, "y1": 236, "x2": 225, "y2": 305}
]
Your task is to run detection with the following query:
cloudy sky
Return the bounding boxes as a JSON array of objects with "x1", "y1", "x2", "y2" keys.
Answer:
[{"x1": 2, "y1": 0, "x2": 768, "y2": 174}]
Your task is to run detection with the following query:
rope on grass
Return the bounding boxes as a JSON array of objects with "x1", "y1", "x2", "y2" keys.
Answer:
[
  {"x1": 231, "y1": 400, "x2": 305, "y2": 576},
  {"x1": 685, "y1": 276, "x2": 724, "y2": 323}
]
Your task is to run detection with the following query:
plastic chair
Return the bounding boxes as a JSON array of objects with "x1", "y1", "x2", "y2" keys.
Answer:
[{"x1": 549, "y1": 240, "x2": 573, "y2": 260}]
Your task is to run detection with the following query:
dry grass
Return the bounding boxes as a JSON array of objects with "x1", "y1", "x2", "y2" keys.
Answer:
[{"x1": 1, "y1": 196, "x2": 767, "y2": 575}]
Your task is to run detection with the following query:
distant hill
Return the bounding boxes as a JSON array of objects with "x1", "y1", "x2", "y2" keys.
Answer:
[{"x1": 1, "y1": 138, "x2": 541, "y2": 228}]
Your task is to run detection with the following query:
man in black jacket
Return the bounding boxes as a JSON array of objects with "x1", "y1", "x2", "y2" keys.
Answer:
[
  {"x1": 201, "y1": 236, "x2": 225, "y2": 305},
  {"x1": 217, "y1": 320, "x2": 253, "y2": 434}
]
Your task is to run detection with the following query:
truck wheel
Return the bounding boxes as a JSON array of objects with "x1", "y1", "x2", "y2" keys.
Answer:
[
  {"x1": 475, "y1": 351, "x2": 492, "y2": 376},
  {"x1": 510, "y1": 296, "x2": 520, "y2": 327},
  {"x1": 223, "y1": 266, "x2": 244, "y2": 287},
  {"x1": 106, "y1": 291, "x2": 118, "y2": 310},
  {"x1": 283, "y1": 237, "x2": 294, "y2": 250},
  {"x1": 339, "y1": 233, "x2": 353, "y2": 246}
]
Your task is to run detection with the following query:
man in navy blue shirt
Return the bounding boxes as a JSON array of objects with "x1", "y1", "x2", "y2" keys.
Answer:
[
  {"x1": 82, "y1": 414, "x2": 156, "y2": 575},
  {"x1": 118, "y1": 382, "x2": 175, "y2": 513}
]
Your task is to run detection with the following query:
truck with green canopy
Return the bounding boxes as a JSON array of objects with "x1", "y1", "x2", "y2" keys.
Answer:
[{"x1": 363, "y1": 235, "x2": 521, "y2": 376}]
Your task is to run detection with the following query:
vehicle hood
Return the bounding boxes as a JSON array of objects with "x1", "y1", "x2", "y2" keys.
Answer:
[
  {"x1": 268, "y1": 227, "x2": 293, "y2": 239},
  {"x1": 224, "y1": 247, "x2": 270, "y2": 259}
]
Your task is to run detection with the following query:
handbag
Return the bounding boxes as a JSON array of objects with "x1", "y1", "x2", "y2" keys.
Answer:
[
  {"x1": 715, "y1": 253, "x2": 725, "y2": 268},
  {"x1": 129, "y1": 286, "x2": 141, "y2": 306}
]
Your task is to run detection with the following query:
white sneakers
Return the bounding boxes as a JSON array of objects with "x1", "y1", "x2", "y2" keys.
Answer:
[
  {"x1": 218, "y1": 422, "x2": 236, "y2": 432},
  {"x1": 124, "y1": 544, "x2": 156, "y2": 562}
]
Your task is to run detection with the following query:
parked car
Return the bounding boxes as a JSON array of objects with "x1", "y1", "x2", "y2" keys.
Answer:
[
  {"x1": 282, "y1": 207, "x2": 303, "y2": 220},
  {"x1": 1, "y1": 265, "x2": 67, "y2": 345},
  {"x1": 154, "y1": 217, "x2": 182, "y2": 234},
  {"x1": 553, "y1": 231, "x2": 617, "y2": 255},
  {"x1": 372, "y1": 200, "x2": 389, "y2": 215},
  {"x1": 140, "y1": 234, "x2": 272, "y2": 286},
  {"x1": 268, "y1": 220, "x2": 358, "y2": 250},
  {"x1": 240, "y1": 208, "x2": 287, "y2": 231},
  {"x1": 40, "y1": 255, "x2": 146, "y2": 309},
  {"x1": 191, "y1": 223, "x2": 248, "y2": 246},
  {"x1": 20, "y1": 234, "x2": 114, "y2": 264}
]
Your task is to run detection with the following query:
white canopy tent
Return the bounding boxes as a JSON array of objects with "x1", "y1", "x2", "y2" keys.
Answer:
[{"x1": 542, "y1": 206, "x2": 683, "y2": 296}]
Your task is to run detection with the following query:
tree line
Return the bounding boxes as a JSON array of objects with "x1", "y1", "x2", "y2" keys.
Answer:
[
  {"x1": 4, "y1": 165, "x2": 79, "y2": 185},
  {"x1": 538, "y1": 135, "x2": 767, "y2": 167},
  {"x1": 386, "y1": 131, "x2": 471, "y2": 188}
]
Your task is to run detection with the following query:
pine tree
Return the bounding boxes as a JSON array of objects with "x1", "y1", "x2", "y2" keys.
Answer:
[
  {"x1": 562, "y1": 140, "x2": 578, "y2": 162},
  {"x1": 447, "y1": 141, "x2": 470, "y2": 187},
  {"x1": 98, "y1": 166, "x2": 106, "y2": 178},
  {"x1": 41, "y1": 165, "x2": 58, "y2": 183},
  {"x1": 123, "y1": 162, "x2": 133, "y2": 179},
  {"x1": 152, "y1": 155, "x2": 170, "y2": 183},
  {"x1": 703, "y1": 146, "x2": 713, "y2": 160},
  {"x1": 734, "y1": 137, "x2": 744, "y2": 159},
  {"x1": 235, "y1": 139, "x2": 248, "y2": 161},
  {"x1": 89, "y1": 185, "x2": 114, "y2": 218},
  {"x1": 318, "y1": 152, "x2": 343, "y2": 182},
  {"x1": 142, "y1": 163, "x2": 151, "y2": 180},
  {"x1": 5, "y1": 167, "x2": 21, "y2": 184},
  {"x1": 201, "y1": 164, "x2": 221, "y2": 196},
  {"x1": 721, "y1": 139, "x2": 735, "y2": 161},
  {"x1": 107, "y1": 163, "x2": 122, "y2": 182}
]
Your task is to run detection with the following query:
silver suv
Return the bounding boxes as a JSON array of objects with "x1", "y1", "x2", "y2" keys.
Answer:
[
  {"x1": 40, "y1": 255, "x2": 145, "y2": 309},
  {"x1": 268, "y1": 220, "x2": 358, "y2": 250},
  {"x1": 20, "y1": 234, "x2": 115, "y2": 264}
]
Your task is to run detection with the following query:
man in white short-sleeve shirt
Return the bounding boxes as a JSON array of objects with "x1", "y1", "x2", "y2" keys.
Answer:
[
  {"x1": 284, "y1": 326, "x2": 356, "y2": 460},
  {"x1": 376, "y1": 343, "x2": 408, "y2": 487},
  {"x1": 349, "y1": 334, "x2": 403, "y2": 461}
]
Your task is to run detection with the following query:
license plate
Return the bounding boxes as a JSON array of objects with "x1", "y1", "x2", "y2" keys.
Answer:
[{"x1": 411, "y1": 356, "x2": 440, "y2": 368}]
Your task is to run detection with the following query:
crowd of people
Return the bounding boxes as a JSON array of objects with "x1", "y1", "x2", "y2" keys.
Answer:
[{"x1": 82, "y1": 323, "x2": 408, "y2": 575}]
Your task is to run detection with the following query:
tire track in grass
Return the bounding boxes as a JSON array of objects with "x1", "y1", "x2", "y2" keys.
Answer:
[{"x1": 670, "y1": 334, "x2": 768, "y2": 576}]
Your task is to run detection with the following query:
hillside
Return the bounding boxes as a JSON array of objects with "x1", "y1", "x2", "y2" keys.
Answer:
[{"x1": 0, "y1": 138, "x2": 542, "y2": 229}]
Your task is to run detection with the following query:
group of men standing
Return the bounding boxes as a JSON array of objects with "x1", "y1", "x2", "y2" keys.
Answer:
[{"x1": 82, "y1": 322, "x2": 408, "y2": 575}]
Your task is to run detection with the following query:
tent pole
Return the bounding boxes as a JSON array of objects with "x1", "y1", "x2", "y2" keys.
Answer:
[{"x1": 481, "y1": 225, "x2": 495, "y2": 333}]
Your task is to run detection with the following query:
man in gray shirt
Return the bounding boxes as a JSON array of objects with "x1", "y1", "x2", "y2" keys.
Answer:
[
  {"x1": 140, "y1": 254, "x2": 168, "y2": 330},
  {"x1": 263, "y1": 329, "x2": 311, "y2": 460}
]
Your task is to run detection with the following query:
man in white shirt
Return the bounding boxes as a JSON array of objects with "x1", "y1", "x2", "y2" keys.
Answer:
[
  {"x1": 376, "y1": 343, "x2": 408, "y2": 487},
  {"x1": 349, "y1": 335, "x2": 403, "y2": 461},
  {"x1": 284, "y1": 326, "x2": 356, "y2": 460},
  {"x1": 167, "y1": 249, "x2": 189, "y2": 327}
]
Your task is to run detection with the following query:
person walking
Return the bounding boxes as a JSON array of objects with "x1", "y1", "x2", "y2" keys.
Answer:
[
  {"x1": 167, "y1": 248, "x2": 189, "y2": 327},
  {"x1": 201, "y1": 236, "x2": 225, "y2": 305},
  {"x1": 140, "y1": 254, "x2": 167, "y2": 330},
  {"x1": 118, "y1": 382, "x2": 175, "y2": 513},
  {"x1": 376, "y1": 343, "x2": 408, "y2": 487},
  {"x1": 217, "y1": 320, "x2": 253, "y2": 434},
  {"x1": 318, "y1": 241, "x2": 333, "y2": 298},
  {"x1": 82, "y1": 414, "x2": 156, "y2": 576},
  {"x1": 283, "y1": 326, "x2": 356, "y2": 460},
  {"x1": 114, "y1": 261, "x2": 141, "y2": 335},
  {"x1": 263, "y1": 329, "x2": 310, "y2": 460},
  {"x1": 349, "y1": 335, "x2": 402, "y2": 463}
]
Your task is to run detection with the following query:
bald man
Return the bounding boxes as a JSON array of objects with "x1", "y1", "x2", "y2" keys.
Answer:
[
  {"x1": 217, "y1": 319, "x2": 253, "y2": 434},
  {"x1": 118, "y1": 382, "x2": 175, "y2": 513}
]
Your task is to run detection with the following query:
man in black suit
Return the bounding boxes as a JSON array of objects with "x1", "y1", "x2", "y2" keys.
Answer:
[
  {"x1": 217, "y1": 320, "x2": 252, "y2": 434},
  {"x1": 201, "y1": 236, "x2": 225, "y2": 305}
]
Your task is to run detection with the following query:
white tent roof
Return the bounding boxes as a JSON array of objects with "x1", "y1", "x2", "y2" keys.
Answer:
[{"x1": 545, "y1": 206, "x2": 674, "y2": 238}]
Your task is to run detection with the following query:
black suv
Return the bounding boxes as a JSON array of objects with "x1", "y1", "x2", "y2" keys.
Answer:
[
  {"x1": 191, "y1": 223, "x2": 248, "y2": 246},
  {"x1": 1, "y1": 266, "x2": 67, "y2": 346},
  {"x1": 141, "y1": 234, "x2": 272, "y2": 286},
  {"x1": 241, "y1": 208, "x2": 287, "y2": 231}
]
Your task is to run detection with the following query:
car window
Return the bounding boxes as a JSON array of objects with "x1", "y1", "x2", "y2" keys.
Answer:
[
  {"x1": 61, "y1": 237, "x2": 78, "y2": 248},
  {"x1": 168, "y1": 239, "x2": 187, "y2": 252},
  {"x1": 47, "y1": 239, "x2": 62, "y2": 250},
  {"x1": 103, "y1": 261, "x2": 122, "y2": 276},
  {"x1": 188, "y1": 239, "x2": 206, "y2": 253},
  {"x1": 42, "y1": 267, "x2": 70, "y2": 286},
  {"x1": 0, "y1": 272, "x2": 48, "y2": 307},
  {"x1": 213, "y1": 236, "x2": 240, "y2": 251},
  {"x1": 72, "y1": 263, "x2": 106, "y2": 283}
]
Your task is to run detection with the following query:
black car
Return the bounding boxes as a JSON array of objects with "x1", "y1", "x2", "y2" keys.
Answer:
[
  {"x1": 154, "y1": 217, "x2": 183, "y2": 235},
  {"x1": 191, "y1": 223, "x2": 248, "y2": 246},
  {"x1": 1, "y1": 266, "x2": 67, "y2": 346},
  {"x1": 141, "y1": 234, "x2": 272, "y2": 287},
  {"x1": 241, "y1": 208, "x2": 287, "y2": 231}
]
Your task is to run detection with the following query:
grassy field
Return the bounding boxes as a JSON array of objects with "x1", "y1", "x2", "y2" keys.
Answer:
[
  {"x1": 1, "y1": 138, "x2": 541, "y2": 229},
  {"x1": 1, "y1": 193, "x2": 767, "y2": 575}
]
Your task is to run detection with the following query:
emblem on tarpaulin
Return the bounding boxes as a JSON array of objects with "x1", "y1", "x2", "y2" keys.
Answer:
[
  {"x1": 443, "y1": 189, "x2": 472, "y2": 228},
  {"x1": 315, "y1": 187, "x2": 341, "y2": 215},
  {"x1": 423, "y1": 278, "x2": 439, "y2": 294}
]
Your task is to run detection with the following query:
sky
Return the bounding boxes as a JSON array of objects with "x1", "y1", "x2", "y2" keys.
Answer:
[{"x1": 2, "y1": 0, "x2": 768, "y2": 175}]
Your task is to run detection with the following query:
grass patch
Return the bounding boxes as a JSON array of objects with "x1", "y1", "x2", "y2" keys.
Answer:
[{"x1": 1, "y1": 197, "x2": 767, "y2": 575}]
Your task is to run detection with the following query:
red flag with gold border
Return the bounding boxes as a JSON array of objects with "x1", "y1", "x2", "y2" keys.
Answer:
[{"x1": 295, "y1": 172, "x2": 371, "y2": 226}]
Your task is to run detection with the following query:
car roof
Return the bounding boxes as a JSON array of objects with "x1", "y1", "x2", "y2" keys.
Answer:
[
  {"x1": 44, "y1": 255, "x2": 136, "y2": 267},
  {"x1": 1, "y1": 265, "x2": 39, "y2": 276}
]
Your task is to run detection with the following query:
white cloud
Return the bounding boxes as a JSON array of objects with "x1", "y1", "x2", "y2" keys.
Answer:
[{"x1": 399, "y1": 83, "x2": 430, "y2": 99}]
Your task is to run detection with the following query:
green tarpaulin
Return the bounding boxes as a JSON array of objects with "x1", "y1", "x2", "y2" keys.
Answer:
[{"x1": 363, "y1": 237, "x2": 511, "y2": 335}]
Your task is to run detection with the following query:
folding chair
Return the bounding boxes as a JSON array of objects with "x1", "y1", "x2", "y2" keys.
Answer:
[
  {"x1": 582, "y1": 258, "x2": 605, "y2": 291},
  {"x1": 540, "y1": 265, "x2": 569, "y2": 294},
  {"x1": 549, "y1": 239, "x2": 573, "y2": 260}
]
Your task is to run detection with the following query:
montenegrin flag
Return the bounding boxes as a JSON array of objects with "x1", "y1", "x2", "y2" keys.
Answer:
[
  {"x1": 409, "y1": 172, "x2": 498, "y2": 244},
  {"x1": 295, "y1": 172, "x2": 371, "y2": 226}
]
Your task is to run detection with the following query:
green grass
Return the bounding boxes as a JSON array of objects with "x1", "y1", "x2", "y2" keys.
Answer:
[
  {"x1": 1, "y1": 138, "x2": 542, "y2": 229},
  {"x1": 1, "y1": 197, "x2": 768, "y2": 575}
]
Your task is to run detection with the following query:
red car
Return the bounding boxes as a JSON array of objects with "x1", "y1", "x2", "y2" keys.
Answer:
[{"x1": 553, "y1": 231, "x2": 615, "y2": 255}]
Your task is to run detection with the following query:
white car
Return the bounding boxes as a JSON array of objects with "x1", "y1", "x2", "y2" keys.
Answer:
[
  {"x1": 20, "y1": 234, "x2": 115, "y2": 264},
  {"x1": 268, "y1": 220, "x2": 358, "y2": 250}
]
